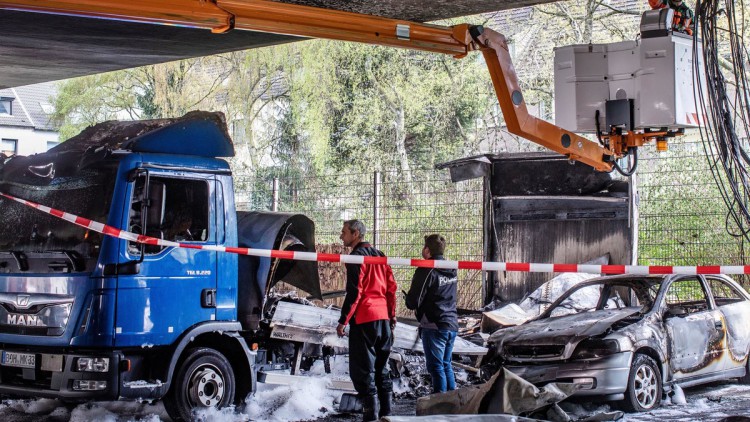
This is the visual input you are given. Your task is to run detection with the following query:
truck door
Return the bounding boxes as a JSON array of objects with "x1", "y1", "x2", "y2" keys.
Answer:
[{"x1": 115, "y1": 171, "x2": 217, "y2": 347}]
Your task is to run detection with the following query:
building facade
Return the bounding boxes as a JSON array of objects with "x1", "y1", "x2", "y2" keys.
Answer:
[{"x1": 0, "y1": 82, "x2": 59, "y2": 156}]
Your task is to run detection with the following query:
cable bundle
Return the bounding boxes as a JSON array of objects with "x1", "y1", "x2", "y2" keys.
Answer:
[{"x1": 694, "y1": 0, "x2": 750, "y2": 241}]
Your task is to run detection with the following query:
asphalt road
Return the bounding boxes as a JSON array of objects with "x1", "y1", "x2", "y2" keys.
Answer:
[{"x1": 2, "y1": 381, "x2": 750, "y2": 421}]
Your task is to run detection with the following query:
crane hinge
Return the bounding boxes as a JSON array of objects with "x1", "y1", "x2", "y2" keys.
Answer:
[{"x1": 396, "y1": 24, "x2": 410, "y2": 40}]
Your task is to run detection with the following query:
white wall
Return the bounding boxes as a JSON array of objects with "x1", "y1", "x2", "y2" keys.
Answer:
[{"x1": 0, "y1": 126, "x2": 58, "y2": 156}]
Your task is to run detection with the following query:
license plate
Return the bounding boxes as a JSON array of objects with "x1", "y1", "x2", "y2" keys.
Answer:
[{"x1": 1, "y1": 351, "x2": 36, "y2": 369}]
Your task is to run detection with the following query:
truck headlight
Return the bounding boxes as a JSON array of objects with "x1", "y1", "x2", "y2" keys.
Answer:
[
  {"x1": 75, "y1": 357, "x2": 110, "y2": 372},
  {"x1": 571, "y1": 339, "x2": 620, "y2": 360}
]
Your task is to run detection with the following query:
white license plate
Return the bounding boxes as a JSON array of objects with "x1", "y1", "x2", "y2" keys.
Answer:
[{"x1": 1, "y1": 351, "x2": 36, "y2": 369}]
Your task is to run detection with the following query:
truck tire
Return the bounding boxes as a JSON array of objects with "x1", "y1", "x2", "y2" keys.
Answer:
[
  {"x1": 621, "y1": 353, "x2": 662, "y2": 412},
  {"x1": 164, "y1": 347, "x2": 236, "y2": 421}
]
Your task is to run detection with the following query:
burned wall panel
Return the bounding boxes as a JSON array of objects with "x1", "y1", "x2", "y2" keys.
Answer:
[
  {"x1": 493, "y1": 196, "x2": 632, "y2": 301},
  {"x1": 485, "y1": 153, "x2": 634, "y2": 304}
]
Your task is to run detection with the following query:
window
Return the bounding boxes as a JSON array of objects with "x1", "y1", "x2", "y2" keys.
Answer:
[
  {"x1": 1, "y1": 139, "x2": 17, "y2": 156},
  {"x1": 603, "y1": 285, "x2": 641, "y2": 309},
  {"x1": 0, "y1": 97, "x2": 12, "y2": 116},
  {"x1": 707, "y1": 277, "x2": 746, "y2": 306},
  {"x1": 46, "y1": 141, "x2": 58, "y2": 151},
  {"x1": 128, "y1": 175, "x2": 210, "y2": 255},
  {"x1": 665, "y1": 278, "x2": 709, "y2": 314},
  {"x1": 39, "y1": 102, "x2": 54, "y2": 115}
]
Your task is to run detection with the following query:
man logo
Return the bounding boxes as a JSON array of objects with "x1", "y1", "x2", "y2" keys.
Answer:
[{"x1": 16, "y1": 295, "x2": 30, "y2": 308}]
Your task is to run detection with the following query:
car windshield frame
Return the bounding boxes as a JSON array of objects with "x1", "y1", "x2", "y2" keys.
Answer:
[{"x1": 536, "y1": 277, "x2": 664, "y2": 320}]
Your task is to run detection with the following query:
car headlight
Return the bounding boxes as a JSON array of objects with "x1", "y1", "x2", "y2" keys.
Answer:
[
  {"x1": 75, "y1": 357, "x2": 110, "y2": 372},
  {"x1": 571, "y1": 338, "x2": 620, "y2": 360}
]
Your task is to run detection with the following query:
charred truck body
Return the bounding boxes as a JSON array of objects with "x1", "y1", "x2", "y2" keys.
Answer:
[{"x1": 0, "y1": 111, "x2": 320, "y2": 421}]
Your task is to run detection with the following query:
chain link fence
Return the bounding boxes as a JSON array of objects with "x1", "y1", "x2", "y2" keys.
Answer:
[
  {"x1": 637, "y1": 137, "x2": 749, "y2": 286},
  {"x1": 234, "y1": 170, "x2": 485, "y2": 315},
  {"x1": 235, "y1": 140, "x2": 750, "y2": 314}
]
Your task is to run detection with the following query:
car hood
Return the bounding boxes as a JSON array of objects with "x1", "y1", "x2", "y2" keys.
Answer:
[{"x1": 491, "y1": 308, "x2": 641, "y2": 360}]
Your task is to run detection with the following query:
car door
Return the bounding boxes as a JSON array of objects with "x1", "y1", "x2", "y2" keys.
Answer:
[
  {"x1": 663, "y1": 276, "x2": 724, "y2": 380},
  {"x1": 115, "y1": 171, "x2": 217, "y2": 347},
  {"x1": 704, "y1": 275, "x2": 750, "y2": 372}
]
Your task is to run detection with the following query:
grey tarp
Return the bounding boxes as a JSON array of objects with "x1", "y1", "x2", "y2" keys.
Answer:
[{"x1": 415, "y1": 368, "x2": 577, "y2": 417}]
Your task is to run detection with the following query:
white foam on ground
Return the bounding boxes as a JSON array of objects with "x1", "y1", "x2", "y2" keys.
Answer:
[
  {"x1": 69, "y1": 401, "x2": 167, "y2": 422},
  {"x1": 192, "y1": 357, "x2": 349, "y2": 422},
  {"x1": 7, "y1": 398, "x2": 62, "y2": 414},
  {"x1": 671, "y1": 384, "x2": 687, "y2": 405}
]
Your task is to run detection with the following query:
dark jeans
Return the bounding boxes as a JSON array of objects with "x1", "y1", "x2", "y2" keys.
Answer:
[
  {"x1": 421, "y1": 328, "x2": 457, "y2": 393},
  {"x1": 348, "y1": 319, "x2": 394, "y2": 398}
]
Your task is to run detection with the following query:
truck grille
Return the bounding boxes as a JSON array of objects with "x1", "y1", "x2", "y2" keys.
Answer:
[
  {"x1": 505, "y1": 344, "x2": 565, "y2": 359},
  {"x1": 0, "y1": 365, "x2": 54, "y2": 389},
  {"x1": 0, "y1": 294, "x2": 73, "y2": 336}
]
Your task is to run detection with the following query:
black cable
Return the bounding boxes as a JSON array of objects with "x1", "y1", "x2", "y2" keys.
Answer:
[
  {"x1": 613, "y1": 148, "x2": 638, "y2": 177},
  {"x1": 694, "y1": 0, "x2": 750, "y2": 243}
]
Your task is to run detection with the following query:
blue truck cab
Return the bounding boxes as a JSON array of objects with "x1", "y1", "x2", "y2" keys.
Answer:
[{"x1": 0, "y1": 111, "x2": 320, "y2": 421}]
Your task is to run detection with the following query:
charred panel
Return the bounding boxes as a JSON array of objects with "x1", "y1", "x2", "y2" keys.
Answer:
[
  {"x1": 490, "y1": 154, "x2": 614, "y2": 196},
  {"x1": 492, "y1": 196, "x2": 632, "y2": 302}
]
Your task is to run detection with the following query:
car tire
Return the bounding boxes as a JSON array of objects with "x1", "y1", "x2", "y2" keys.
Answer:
[
  {"x1": 163, "y1": 347, "x2": 236, "y2": 422},
  {"x1": 621, "y1": 353, "x2": 662, "y2": 412},
  {"x1": 739, "y1": 355, "x2": 750, "y2": 384}
]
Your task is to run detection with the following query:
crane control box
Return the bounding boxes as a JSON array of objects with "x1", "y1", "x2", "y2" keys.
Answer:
[{"x1": 554, "y1": 9, "x2": 705, "y2": 134}]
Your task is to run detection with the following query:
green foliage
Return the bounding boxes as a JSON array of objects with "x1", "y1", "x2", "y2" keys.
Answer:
[
  {"x1": 284, "y1": 39, "x2": 493, "y2": 174},
  {"x1": 637, "y1": 136, "x2": 747, "y2": 267},
  {"x1": 52, "y1": 72, "x2": 139, "y2": 140}
]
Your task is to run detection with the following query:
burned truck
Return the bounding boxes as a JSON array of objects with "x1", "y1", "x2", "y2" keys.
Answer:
[{"x1": 0, "y1": 111, "x2": 331, "y2": 421}]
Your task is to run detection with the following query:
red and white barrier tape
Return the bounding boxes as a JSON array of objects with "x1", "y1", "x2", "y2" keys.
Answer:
[{"x1": 1, "y1": 192, "x2": 748, "y2": 275}]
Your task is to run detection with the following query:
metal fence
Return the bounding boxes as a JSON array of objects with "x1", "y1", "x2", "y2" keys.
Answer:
[
  {"x1": 235, "y1": 139, "x2": 750, "y2": 314},
  {"x1": 234, "y1": 170, "x2": 485, "y2": 315},
  {"x1": 637, "y1": 137, "x2": 749, "y2": 285}
]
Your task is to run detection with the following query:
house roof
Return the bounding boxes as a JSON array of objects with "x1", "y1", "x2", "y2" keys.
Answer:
[
  {"x1": 0, "y1": 0, "x2": 558, "y2": 89},
  {"x1": 0, "y1": 82, "x2": 58, "y2": 131}
]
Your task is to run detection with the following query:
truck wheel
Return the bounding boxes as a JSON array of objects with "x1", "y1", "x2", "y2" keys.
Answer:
[
  {"x1": 621, "y1": 353, "x2": 662, "y2": 412},
  {"x1": 164, "y1": 347, "x2": 236, "y2": 422}
]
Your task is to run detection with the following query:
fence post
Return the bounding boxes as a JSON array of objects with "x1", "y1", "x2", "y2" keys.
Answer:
[
  {"x1": 272, "y1": 177, "x2": 279, "y2": 212},
  {"x1": 373, "y1": 171, "x2": 381, "y2": 248}
]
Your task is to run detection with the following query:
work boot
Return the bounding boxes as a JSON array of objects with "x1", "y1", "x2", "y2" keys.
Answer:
[
  {"x1": 378, "y1": 391, "x2": 392, "y2": 418},
  {"x1": 361, "y1": 394, "x2": 380, "y2": 422}
]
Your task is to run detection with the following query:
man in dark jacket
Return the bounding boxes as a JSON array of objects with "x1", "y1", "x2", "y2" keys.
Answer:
[
  {"x1": 336, "y1": 219, "x2": 397, "y2": 421},
  {"x1": 405, "y1": 234, "x2": 458, "y2": 393}
]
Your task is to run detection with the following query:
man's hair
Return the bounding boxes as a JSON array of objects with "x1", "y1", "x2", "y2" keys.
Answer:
[
  {"x1": 424, "y1": 234, "x2": 446, "y2": 256},
  {"x1": 344, "y1": 219, "x2": 366, "y2": 240}
]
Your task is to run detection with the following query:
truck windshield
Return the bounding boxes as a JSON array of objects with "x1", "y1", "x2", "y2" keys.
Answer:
[{"x1": 0, "y1": 154, "x2": 117, "y2": 260}]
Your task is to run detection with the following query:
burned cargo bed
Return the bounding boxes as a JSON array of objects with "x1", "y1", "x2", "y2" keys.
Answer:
[{"x1": 269, "y1": 300, "x2": 488, "y2": 356}]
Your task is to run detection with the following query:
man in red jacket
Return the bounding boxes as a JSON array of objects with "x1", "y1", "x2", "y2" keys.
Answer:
[{"x1": 336, "y1": 219, "x2": 397, "y2": 421}]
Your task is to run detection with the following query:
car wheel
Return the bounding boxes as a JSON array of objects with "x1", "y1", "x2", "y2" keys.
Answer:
[
  {"x1": 621, "y1": 353, "x2": 662, "y2": 412},
  {"x1": 163, "y1": 347, "x2": 236, "y2": 422},
  {"x1": 739, "y1": 355, "x2": 750, "y2": 384}
]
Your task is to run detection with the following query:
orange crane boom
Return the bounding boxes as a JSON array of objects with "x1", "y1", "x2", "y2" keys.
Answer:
[{"x1": 1, "y1": 0, "x2": 625, "y2": 171}]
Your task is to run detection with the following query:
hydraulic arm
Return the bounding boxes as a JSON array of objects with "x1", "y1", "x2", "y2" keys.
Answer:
[{"x1": 1, "y1": 0, "x2": 673, "y2": 172}]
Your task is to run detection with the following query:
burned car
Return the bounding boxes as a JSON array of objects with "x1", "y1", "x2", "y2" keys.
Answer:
[{"x1": 486, "y1": 274, "x2": 750, "y2": 412}]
